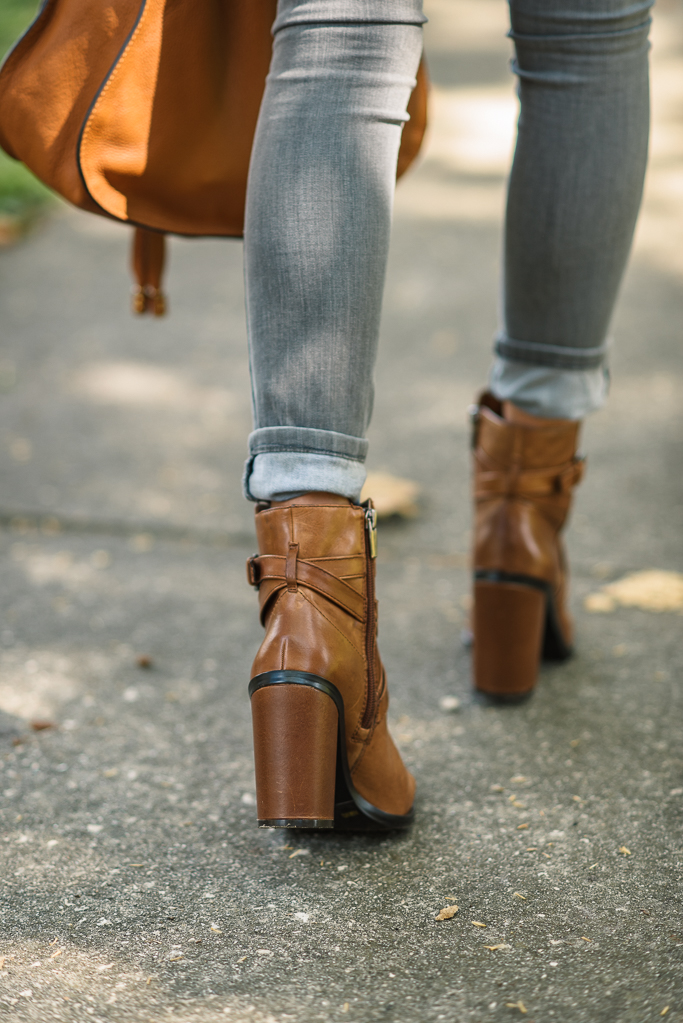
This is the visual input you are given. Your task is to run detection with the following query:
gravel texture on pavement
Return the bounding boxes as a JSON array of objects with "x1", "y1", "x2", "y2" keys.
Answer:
[{"x1": 1, "y1": 2, "x2": 682, "y2": 1021}]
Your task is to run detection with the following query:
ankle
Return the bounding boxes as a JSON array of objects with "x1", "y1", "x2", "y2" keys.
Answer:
[
  {"x1": 502, "y1": 400, "x2": 579, "y2": 428},
  {"x1": 266, "y1": 491, "x2": 354, "y2": 509}
]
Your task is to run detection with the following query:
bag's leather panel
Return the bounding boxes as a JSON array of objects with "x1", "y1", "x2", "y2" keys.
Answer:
[
  {"x1": 80, "y1": 0, "x2": 277, "y2": 234},
  {"x1": 0, "y1": 0, "x2": 428, "y2": 236},
  {"x1": 398, "y1": 56, "x2": 428, "y2": 179},
  {"x1": 0, "y1": 0, "x2": 142, "y2": 215}
]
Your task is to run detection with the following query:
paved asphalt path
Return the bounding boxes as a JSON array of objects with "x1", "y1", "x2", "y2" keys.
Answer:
[{"x1": 1, "y1": 2, "x2": 682, "y2": 1021}]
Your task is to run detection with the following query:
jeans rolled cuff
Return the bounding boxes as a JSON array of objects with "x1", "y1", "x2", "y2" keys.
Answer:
[
  {"x1": 244, "y1": 427, "x2": 368, "y2": 503},
  {"x1": 243, "y1": 452, "x2": 367, "y2": 503},
  {"x1": 489, "y1": 355, "x2": 609, "y2": 420},
  {"x1": 494, "y1": 332, "x2": 610, "y2": 371},
  {"x1": 248, "y1": 426, "x2": 368, "y2": 462}
]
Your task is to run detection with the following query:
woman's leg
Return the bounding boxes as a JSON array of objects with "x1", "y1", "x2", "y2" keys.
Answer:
[
  {"x1": 490, "y1": 0, "x2": 653, "y2": 418},
  {"x1": 473, "y1": 0, "x2": 653, "y2": 699},
  {"x1": 243, "y1": 2, "x2": 425, "y2": 831},
  {"x1": 243, "y1": 0, "x2": 424, "y2": 501}
]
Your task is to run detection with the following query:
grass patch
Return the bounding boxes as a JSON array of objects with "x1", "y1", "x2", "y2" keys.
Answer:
[{"x1": 0, "y1": 1, "x2": 56, "y2": 219}]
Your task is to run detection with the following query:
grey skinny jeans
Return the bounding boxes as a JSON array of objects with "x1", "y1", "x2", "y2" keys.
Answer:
[{"x1": 244, "y1": 0, "x2": 652, "y2": 502}]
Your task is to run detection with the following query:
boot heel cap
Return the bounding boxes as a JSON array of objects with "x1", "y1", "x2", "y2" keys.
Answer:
[{"x1": 258, "y1": 818, "x2": 334, "y2": 829}]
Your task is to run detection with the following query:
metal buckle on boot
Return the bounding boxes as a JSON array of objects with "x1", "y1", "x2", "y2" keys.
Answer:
[
  {"x1": 468, "y1": 404, "x2": 481, "y2": 449},
  {"x1": 556, "y1": 456, "x2": 586, "y2": 493},
  {"x1": 246, "y1": 555, "x2": 260, "y2": 587}
]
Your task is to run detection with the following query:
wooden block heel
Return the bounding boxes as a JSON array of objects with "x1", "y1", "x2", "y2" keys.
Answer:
[
  {"x1": 250, "y1": 676, "x2": 338, "y2": 828},
  {"x1": 249, "y1": 671, "x2": 415, "y2": 831},
  {"x1": 473, "y1": 578, "x2": 546, "y2": 700}
]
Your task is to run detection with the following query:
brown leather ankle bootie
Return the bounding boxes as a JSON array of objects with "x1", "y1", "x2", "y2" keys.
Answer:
[
  {"x1": 246, "y1": 492, "x2": 415, "y2": 830},
  {"x1": 471, "y1": 392, "x2": 585, "y2": 700}
]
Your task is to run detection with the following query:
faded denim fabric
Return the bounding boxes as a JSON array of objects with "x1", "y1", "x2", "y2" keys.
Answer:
[{"x1": 243, "y1": 0, "x2": 651, "y2": 500}]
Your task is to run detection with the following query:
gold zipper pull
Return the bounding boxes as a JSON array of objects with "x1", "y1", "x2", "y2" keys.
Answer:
[{"x1": 365, "y1": 504, "x2": 378, "y2": 559}]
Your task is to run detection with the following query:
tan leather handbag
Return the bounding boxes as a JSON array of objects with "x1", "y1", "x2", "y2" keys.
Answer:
[{"x1": 0, "y1": 0, "x2": 428, "y2": 314}]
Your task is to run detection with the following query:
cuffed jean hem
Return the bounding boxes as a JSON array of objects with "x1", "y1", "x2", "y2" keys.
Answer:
[
  {"x1": 489, "y1": 355, "x2": 610, "y2": 420},
  {"x1": 244, "y1": 453, "x2": 367, "y2": 503},
  {"x1": 243, "y1": 426, "x2": 368, "y2": 502},
  {"x1": 494, "y1": 332, "x2": 609, "y2": 371}
]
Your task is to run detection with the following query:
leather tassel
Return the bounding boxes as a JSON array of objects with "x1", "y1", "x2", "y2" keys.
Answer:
[{"x1": 131, "y1": 227, "x2": 167, "y2": 316}]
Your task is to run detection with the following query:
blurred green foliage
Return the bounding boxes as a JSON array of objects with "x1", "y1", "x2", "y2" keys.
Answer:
[{"x1": 0, "y1": 1, "x2": 55, "y2": 215}]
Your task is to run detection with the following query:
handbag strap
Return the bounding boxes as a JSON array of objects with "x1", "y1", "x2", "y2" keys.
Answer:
[{"x1": 131, "y1": 227, "x2": 167, "y2": 316}]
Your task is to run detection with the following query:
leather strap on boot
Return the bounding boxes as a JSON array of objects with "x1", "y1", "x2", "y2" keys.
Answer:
[
  {"x1": 475, "y1": 455, "x2": 585, "y2": 501},
  {"x1": 247, "y1": 550, "x2": 366, "y2": 624}
]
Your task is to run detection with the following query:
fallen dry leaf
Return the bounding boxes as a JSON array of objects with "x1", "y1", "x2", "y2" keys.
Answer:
[
  {"x1": 585, "y1": 570, "x2": 683, "y2": 613},
  {"x1": 526, "y1": 847, "x2": 537, "y2": 852},
  {"x1": 30, "y1": 720, "x2": 55, "y2": 732},
  {"x1": 517, "y1": 823, "x2": 529, "y2": 830},
  {"x1": 512, "y1": 802, "x2": 526, "y2": 810},
  {"x1": 439, "y1": 695, "x2": 461, "y2": 713},
  {"x1": 472, "y1": 921, "x2": 486, "y2": 928},
  {"x1": 619, "y1": 846, "x2": 632, "y2": 856},
  {"x1": 506, "y1": 1002, "x2": 527, "y2": 1014},
  {"x1": 435, "y1": 905, "x2": 459, "y2": 921},
  {"x1": 0, "y1": 215, "x2": 27, "y2": 247},
  {"x1": 661, "y1": 1008, "x2": 669, "y2": 1017},
  {"x1": 360, "y1": 472, "x2": 421, "y2": 519},
  {"x1": 584, "y1": 592, "x2": 617, "y2": 613},
  {"x1": 342, "y1": 1004, "x2": 350, "y2": 1013},
  {"x1": 484, "y1": 944, "x2": 511, "y2": 951}
]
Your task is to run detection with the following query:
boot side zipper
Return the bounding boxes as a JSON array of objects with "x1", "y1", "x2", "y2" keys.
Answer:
[{"x1": 362, "y1": 504, "x2": 378, "y2": 729}]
